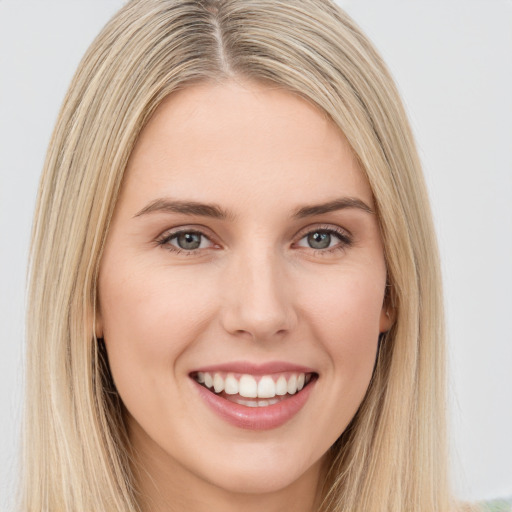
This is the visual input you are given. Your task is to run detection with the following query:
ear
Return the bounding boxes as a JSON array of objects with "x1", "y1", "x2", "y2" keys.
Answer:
[
  {"x1": 94, "y1": 304, "x2": 104, "y2": 339},
  {"x1": 379, "y1": 296, "x2": 395, "y2": 333},
  {"x1": 379, "y1": 280, "x2": 395, "y2": 333}
]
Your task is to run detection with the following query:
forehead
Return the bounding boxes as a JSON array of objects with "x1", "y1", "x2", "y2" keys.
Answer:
[{"x1": 122, "y1": 80, "x2": 373, "y2": 214}]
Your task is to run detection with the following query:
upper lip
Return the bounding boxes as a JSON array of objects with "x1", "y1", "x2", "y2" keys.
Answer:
[{"x1": 190, "y1": 360, "x2": 317, "y2": 376}]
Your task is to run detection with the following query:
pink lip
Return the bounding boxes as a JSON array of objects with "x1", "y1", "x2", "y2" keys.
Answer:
[
  {"x1": 191, "y1": 374, "x2": 317, "y2": 431},
  {"x1": 191, "y1": 360, "x2": 316, "y2": 375}
]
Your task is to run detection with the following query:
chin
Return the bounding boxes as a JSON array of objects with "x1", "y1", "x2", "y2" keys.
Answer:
[
  {"x1": 181, "y1": 437, "x2": 327, "y2": 497},
  {"x1": 200, "y1": 457, "x2": 323, "y2": 496}
]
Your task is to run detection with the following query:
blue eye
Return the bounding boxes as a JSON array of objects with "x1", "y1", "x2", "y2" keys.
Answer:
[
  {"x1": 158, "y1": 230, "x2": 215, "y2": 252},
  {"x1": 173, "y1": 232, "x2": 202, "y2": 250},
  {"x1": 306, "y1": 231, "x2": 332, "y2": 249},
  {"x1": 296, "y1": 228, "x2": 351, "y2": 252}
]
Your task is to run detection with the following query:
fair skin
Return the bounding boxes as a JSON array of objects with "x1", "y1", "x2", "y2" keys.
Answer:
[{"x1": 97, "y1": 80, "x2": 392, "y2": 512}]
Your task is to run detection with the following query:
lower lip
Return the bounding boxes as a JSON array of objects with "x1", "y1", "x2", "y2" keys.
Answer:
[{"x1": 193, "y1": 378, "x2": 316, "y2": 430}]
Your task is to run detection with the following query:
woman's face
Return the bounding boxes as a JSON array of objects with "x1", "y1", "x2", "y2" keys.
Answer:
[{"x1": 97, "y1": 81, "x2": 391, "y2": 505}]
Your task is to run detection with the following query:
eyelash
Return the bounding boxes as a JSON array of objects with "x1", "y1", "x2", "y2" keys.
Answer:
[
  {"x1": 155, "y1": 225, "x2": 353, "y2": 256},
  {"x1": 295, "y1": 225, "x2": 353, "y2": 255},
  {"x1": 155, "y1": 229, "x2": 216, "y2": 256}
]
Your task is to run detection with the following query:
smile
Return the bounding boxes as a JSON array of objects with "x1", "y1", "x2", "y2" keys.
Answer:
[
  {"x1": 190, "y1": 365, "x2": 318, "y2": 430},
  {"x1": 192, "y1": 371, "x2": 314, "y2": 407}
]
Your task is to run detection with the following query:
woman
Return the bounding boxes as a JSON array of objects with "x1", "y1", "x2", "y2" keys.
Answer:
[{"x1": 22, "y1": 0, "x2": 456, "y2": 510}]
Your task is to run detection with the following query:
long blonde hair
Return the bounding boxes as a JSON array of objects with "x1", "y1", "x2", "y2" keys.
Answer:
[{"x1": 22, "y1": 1, "x2": 450, "y2": 510}]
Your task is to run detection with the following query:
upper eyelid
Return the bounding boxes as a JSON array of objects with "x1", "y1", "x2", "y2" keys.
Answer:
[
  {"x1": 293, "y1": 223, "x2": 352, "y2": 240},
  {"x1": 158, "y1": 223, "x2": 351, "y2": 241},
  {"x1": 154, "y1": 228, "x2": 218, "y2": 255},
  {"x1": 157, "y1": 225, "x2": 217, "y2": 241},
  {"x1": 293, "y1": 229, "x2": 352, "y2": 254},
  {"x1": 159, "y1": 222, "x2": 351, "y2": 237}
]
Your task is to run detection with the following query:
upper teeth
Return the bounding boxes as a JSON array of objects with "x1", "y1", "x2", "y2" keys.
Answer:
[{"x1": 196, "y1": 372, "x2": 309, "y2": 398}]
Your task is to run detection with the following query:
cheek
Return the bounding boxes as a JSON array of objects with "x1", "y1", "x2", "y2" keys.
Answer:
[
  {"x1": 298, "y1": 265, "x2": 385, "y2": 417},
  {"x1": 97, "y1": 260, "x2": 217, "y2": 403},
  {"x1": 303, "y1": 265, "x2": 386, "y2": 347}
]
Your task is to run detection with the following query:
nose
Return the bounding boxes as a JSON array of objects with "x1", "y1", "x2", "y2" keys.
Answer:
[{"x1": 220, "y1": 249, "x2": 298, "y2": 341}]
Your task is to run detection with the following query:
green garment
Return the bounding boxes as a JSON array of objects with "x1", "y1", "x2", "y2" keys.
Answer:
[{"x1": 481, "y1": 498, "x2": 512, "y2": 511}]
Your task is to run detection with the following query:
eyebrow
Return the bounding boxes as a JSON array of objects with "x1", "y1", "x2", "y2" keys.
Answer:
[
  {"x1": 292, "y1": 197, "x2": 374, "y2": 217},
  {"x1": 134, "y1": 199, "x2": 233, "y2": 220},
  {"x1": 134, "y1": 196, "x2": 374, "y2": 220}
]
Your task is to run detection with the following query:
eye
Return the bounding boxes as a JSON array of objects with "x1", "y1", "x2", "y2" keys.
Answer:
[
  {"x1": 303, "y1": 231, "x2": 333, "y2": 250},
  {"x1": 157, "y1": 229, "x2": 216, "y2": 253},
  {"x1": 295, "y1": 227, "x2": 352, "y2": 252}
]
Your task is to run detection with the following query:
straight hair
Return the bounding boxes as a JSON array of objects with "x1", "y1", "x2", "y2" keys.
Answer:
[{"x1": 22, "y1": 1, "x2": 451, "y2": 510}]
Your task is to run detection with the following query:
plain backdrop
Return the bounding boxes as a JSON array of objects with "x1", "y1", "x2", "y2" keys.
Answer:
[{"x1": 1, "y1": 0, "x2": 511, "y2": 509}]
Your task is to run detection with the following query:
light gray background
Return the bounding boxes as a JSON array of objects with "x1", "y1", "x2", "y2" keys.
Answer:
[{"x1": 1, "y1": 0, "x2": 511, "y2": 509}]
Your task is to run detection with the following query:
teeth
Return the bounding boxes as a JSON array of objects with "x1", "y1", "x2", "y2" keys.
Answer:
[
  {"x1": 236, "y1": 398, "x2": 280, "y2": 407},
  {"x1": 257, "y1": 376, "x2": 276, "y2": 398},
  {"x1": 239, "y1": 374, "x2": 258, "y2": 398},
  {"x1": 213, "y1": 373, "x2": 224, "y2": 393},
  {"x1": 287, "y1": 374, "x2": 298, "y2": 395},
  {"x1": 297, "y1": 373, "x2": 305, "y2": 391},
  {"x1": 238, "y1": 399, "x2": 258, "y2": 407},
  {"x1": 276, "y1": 376, "x2": 287, "y2": 395},
  {"x1": 224, "y1": 373, "x2": 238, "y2": 395},
  {"x1": 195, "y1": 371, "x2": 312, "y2": 399}
]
